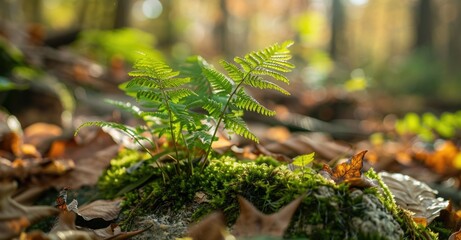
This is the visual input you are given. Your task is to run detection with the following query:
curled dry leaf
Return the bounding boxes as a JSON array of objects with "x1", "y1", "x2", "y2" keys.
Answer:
[
  {"x1": 76, "y1": 199, "x2": 121, "y2": 229},
  {"x1": 320, "y1": 151, "x2": 376, "y2": 188},
  {"x1": 379, "y1": 172, "x2": 449, "y2": 224},
  {"x1": 0, "y1": 181, "x2": 59, "y2": 240}
]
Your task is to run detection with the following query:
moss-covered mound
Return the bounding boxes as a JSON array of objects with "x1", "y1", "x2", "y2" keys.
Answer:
[{"x1": 98, "y1": 150, "x2": 436, "y2": 239}]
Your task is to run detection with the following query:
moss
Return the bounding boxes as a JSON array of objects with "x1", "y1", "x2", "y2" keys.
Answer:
[
  {"x1": 98, "y1": 148, "x2": 161, "y2": 199},
  {"x1": 99, "y1": 152, "x2": 436, "y2": 239}
]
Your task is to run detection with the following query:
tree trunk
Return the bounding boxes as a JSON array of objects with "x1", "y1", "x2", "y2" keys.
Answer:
[
  {"x1": 329, "y1": 0, "x2": 346, "y2": 60},
  {"x1": 414, "y1": 0, "x2": 433, "y2": 50},
  {"x1": 114, "y1": 0, "x2": 131, "y2": 28}
]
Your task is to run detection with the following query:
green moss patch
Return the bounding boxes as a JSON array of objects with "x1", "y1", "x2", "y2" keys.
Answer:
[{"x1": 99, "y1": 152, "x2": 437, "y2": 239}]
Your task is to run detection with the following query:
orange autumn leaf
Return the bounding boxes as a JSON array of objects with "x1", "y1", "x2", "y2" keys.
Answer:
[
  {"x1": 324, "y1": 151, "x2": 366, "y2": 183},
  {"x1": 413, "y1": 141, "x2": 458, "y2": 175}
]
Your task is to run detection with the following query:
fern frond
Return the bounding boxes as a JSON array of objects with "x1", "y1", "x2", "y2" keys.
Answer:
[
  {"x1": 235, "y1": 41, "x2": 294, "y2": 79},
  {"x1": 202, "y1": 66, "x2": 233, "y2": 94},
  {"x1": 125, "y1": 77, "x2": 160, "y2": 90},
  {"x1": 140, "y1": 111, "x2": 169, "y2": 121},
  {"x1": 233, "y1": 89, "x2": 275, "y2": 116},
  {"x1": 75, "y1": 121, "x2": 133, "y2": 135},
  {"x1": 223, "y1": 115, "x2": 258, "y2": 142},
  {"x1": 245, "y1": 75, "x2": 290, "y2": 95},
  {"x1": 202, "y1": 98, "x2": 223, "y2": 117},
  {"x1": 128, "y1": 58, "x2": 188, "y2": 90},
  {"x1": 234, "y1": 57, "x2": 252, "y2": 72},
  {"x1": 165, "y1": 88, "x2": 196, "y2": 102},
  {"x1": 136, "y1": 90, "x2": 162, "y2": 103},
  {"x1": 252, "y1": 69, "x2": 289, "y2": 84},
  {"x1": 260, "y1": 61, "x2": 293, "y2": 73},
  {"x1": 219, "y1": 60, "x2": 243, "y2": 83}
]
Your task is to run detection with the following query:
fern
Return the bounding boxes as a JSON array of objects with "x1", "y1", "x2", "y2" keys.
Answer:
[
  {"x1": 201, "y1": 41, "x2": 295, "y2": 165},
  {"x1": 76, "y1": 41, "x2": 294, "y2": 177},
  {"x1": 233, "y1": 89, "x2": 275, "y2": 116}
]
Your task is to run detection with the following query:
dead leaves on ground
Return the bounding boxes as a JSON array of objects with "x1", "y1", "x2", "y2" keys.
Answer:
[
  {"x1": 16, "y1": 188, "x2": 150, "y2": 240},
  {"x1": 186, "y1": 195, "x2": 304, "y2": 240},
  {"x1": 0, "y1": 181, "x2": 59, "y2": 240},
  {"x1": 0, "y1": 118, "x2": 119, "y2": 203}
]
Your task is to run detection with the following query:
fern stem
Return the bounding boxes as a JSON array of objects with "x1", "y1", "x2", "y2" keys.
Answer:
[
  {"x1": 201, "y1": 71, "x2": 252, "y2": 170},
  {"x1": 125, "y1": 131, "x2": 169, "y2": 181},
  {"x1": 161, "y1": 90, "x2": 181, "y2": 175},
  {"x1": 179, "y1": 131, "x2": 194, "y2": 176}
]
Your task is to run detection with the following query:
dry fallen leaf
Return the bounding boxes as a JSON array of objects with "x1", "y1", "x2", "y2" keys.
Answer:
[
  {"x1": 232, "y1": 195, "x2": 304, "y2": 238},
  {"x1": 0, "y1": 181, "x2": 59, "y2": 240},
  {"x1": 76, "y1": 199, "x2": 121, "y2": 229},
  {"x1": 320, "y1": 151, "x2": 377, "y2": 190},
  {"x1": 187, "y1": 211, "x2": 226, "y2": 240},
  {"x1": 379, "y1": 172, "x2": 449, "y2": 224},
  {"x1": 48, "y1": 130, "x2": 119, "y2": 189},
  {"x1": 50, "y1": 190, "x2": 147, "y2": 240},
  {"x1": 413, "y1": 141, "x2": 459, "y2": 175}
]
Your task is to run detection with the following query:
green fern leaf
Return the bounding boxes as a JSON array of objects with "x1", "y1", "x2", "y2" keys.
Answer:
[
  {"x1": 233, "y1": 89, "x2": 275, "y2": 116},
  {"x1": 75, "y1": 121, "x2": 154, "y2": 146},
  {"x1": 136, "y1": 90, "x2": 162, "y2": 104},
  {"x1": 252, "y1": 69, "x2": 289, "y2": 84},
  {"x1": 234, "y1": 56, "x2": 252, "y2": 72},
  {"x1": 223, "y1": 115, "x2": 258, "y2": 142},
  {"x1": 245, "y1": 74, "x2": 289, "y2": 95},
  {"x1": 220, "y1": 60, "x2": 243, "y2": 83},
  {"x1": 202, "y1": 66, "x2": 233, "y2": 94},
  {"x1": 202, "y1": 98, "x2": 223, "y2": 117},
  {"x1": 165, "y1": 88, "x2": 196, "y2": 102}
]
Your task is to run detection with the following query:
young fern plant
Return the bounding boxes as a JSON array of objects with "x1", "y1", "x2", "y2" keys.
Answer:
[
  {"x1": 75, "y1": 41, "x2": 294, "y2": 177},
  {"x1": 196, "y1": 41, "x2": 295, "y2": 165}
]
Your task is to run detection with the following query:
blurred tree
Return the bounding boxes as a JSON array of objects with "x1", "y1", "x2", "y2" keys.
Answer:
[
  {"x1": 114, "y1": 0, "x2": 132, "y2": 28},
  {"x1": 447, "y1": 1, "x2": 461, "y2": 68},
  {"x1": 329, "y1": 0, "x2": 346, "y2": 60},
  {"x1": 414, "y1": 0, "x2": 433, "y2": 50}
]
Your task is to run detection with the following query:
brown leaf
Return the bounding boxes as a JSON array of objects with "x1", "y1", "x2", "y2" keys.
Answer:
[
  {"x1": 51, "y1": 211, "x2": 78, "y2": 232},
  {"x1": 232, "y1": 195, "x2": 304, "y2": 238},
  {"x1": 49, "y1": 130, "x2": 119, "y2": 189},
  {"x1": 0, "y1": 131, "x2": 22, "y2": 158},
  {"x1": 77, "y1": 199, "x2": 121, "y2": 222},
  {"x1": 380, "y1": 172, "x2": 449, "y2": 224},
  {"x1": 0, "y1": 181, "x2": 58, "y2": 239},
  {"x1": 187, "y1": 212, "x2": 226, "y2": 240},
  {"x1": 103, "y1": 224, "x2": 153, "y2": 240},
  {"x1": 321, "y1": 151, "x2": 367, "y2": 184},
  {"x1": 23, "y1": 123, "x2": 62, "y2": 147}
]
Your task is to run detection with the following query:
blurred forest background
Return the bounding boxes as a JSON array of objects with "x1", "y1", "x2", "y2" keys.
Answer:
[{"x1": 1, "y1": 0, "x2": 461, "y2": 127}]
